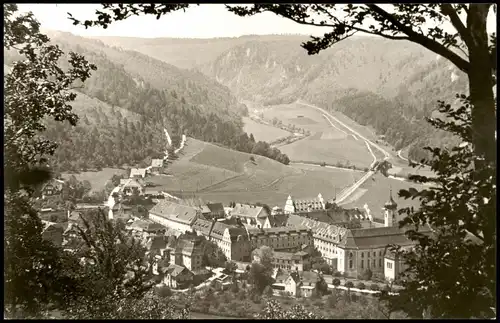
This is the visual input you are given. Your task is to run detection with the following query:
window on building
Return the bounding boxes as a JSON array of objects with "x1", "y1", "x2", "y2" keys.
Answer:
[
  {"x1": 373, "y1": 259, "x2": 376, "y2": 267},
  {"x1": 361, "y1": 252, "x2": 364, "y2": 258},
  {"x1": 349, "y1": 260, "x2": 353, "y2": 269},
  {"x1": 379, "y1": 251, "x2": 382, "y2": 256},
  {"x1": 373, "y1": 252, "x2": 376, "y2": 257},
  {"x1": 349, "y1": 252, "x2": 353, "y2": 258},
  {"x1": 361, "y1": 260, "x2": 364, "y2": 269},
  {"x1": 379, "y1": 259, "x2": 382, "y2": 267},
  {"x1": 387, "y1": 262, "x2": 392, "y2": 269}
]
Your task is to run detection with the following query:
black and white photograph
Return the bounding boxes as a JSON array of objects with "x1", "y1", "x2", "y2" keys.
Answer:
[{"x1": 4, "y1": 3, "x2": 496, "y2": 319}]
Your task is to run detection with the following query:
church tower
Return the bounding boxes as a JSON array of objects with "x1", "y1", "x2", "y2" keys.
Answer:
[{"x1": 383, "y1": 190, "x2": 398, "y2": 227}]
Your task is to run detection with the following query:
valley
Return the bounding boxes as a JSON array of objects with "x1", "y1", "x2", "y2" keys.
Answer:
[{"x1": 16, "y1": 31, "x2": 442, "y2": 213}]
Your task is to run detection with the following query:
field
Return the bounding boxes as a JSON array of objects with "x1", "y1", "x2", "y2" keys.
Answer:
[
  {"x1": 61, "y1": 167, "x2": 127, "y2": 192},
  {"x1": 242, "y1": 117, "x2": 291, "y2": 142},
  {"x1": 148, "y1": 137, "x2": 364, "y2": 207},
  {"x1": 340, "y1": 173, "x2": 426, "y2": 214},
  {"x1": 261, "y1": 103, "x2": 372, "y2": 168}
]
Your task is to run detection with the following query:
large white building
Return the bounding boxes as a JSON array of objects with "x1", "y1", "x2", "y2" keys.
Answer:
[
  {"x1": 284, "y1": 193, "x2": 326, "y2": 214},
  {"x1": 148, "y1": 200, "x2": 199, "y2": 236}
]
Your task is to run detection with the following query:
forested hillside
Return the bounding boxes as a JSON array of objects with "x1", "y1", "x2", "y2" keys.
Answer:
[
  {"x1": 4, "y1": 32, "x2": 291, "y2": 172},
  {"x1": 98, "y1": 35, "x2": 468, "y2": 161}
]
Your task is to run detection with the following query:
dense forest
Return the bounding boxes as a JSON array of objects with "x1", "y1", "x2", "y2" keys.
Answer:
[{"x1": 4, "y1": 33, "x2": 290, "y2": 172}]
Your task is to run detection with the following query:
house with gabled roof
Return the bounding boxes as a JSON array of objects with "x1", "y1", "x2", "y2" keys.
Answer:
[
  {"x1": 163, "y1": 264, "x2": 194, "y2": 289},
  {"x1": 205, "y1": 202, "x2": 225, "y2": 219},
  {"x1": 129, "y1": 168, "x2": 147, "y2": 179},
  {"x1": 148, "y1": 200, "x2": 200, "y2": 236},
  {"x1": 208, "y1": 221, "x2": 251, "y2": 262},
  {"x1": 231, "y1": 203, "x2": 270, "y2": 228},
  {"x1": 41, "y1": 179, "x2": 65, "y2": 199},
  {"x1": 284, "y1": 270, "x2": 320, "y2": 297}
]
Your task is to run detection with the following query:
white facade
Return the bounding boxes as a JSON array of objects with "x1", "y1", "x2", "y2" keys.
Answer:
[
  {"x1": 384, "y1": 258, "x2": 396, "y2": 281},
  {"x1": 148, "y1": 213, "x2": 191, "y2": 235},
  {"x1": 314, "y1": 238, "x2": 338, "y2": 265}
]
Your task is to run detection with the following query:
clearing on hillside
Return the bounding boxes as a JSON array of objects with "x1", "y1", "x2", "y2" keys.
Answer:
[
  {"x1": 242, "y1": 117, "x2": 291, "y2": 142},
  {"x1": 149, "y1": 137, "x2": 365, "y2": 207},
  {"x1": 262, "y1": 102, "x2": 372, "y2": 168}
]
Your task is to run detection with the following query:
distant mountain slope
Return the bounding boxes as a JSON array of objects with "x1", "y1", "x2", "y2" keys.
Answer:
[
  {"x1": 96, "y1": 34, "x2": 467, "y2": 161},
  {"x1": 202, "y1": 36, "x2": 468, "y2": 161},
  {"x1": 4, "y1": 32, "x2": 291, "y2": 171},
  {"x1": 90, "y1": 34, "x2": 307, "y2": 70}
]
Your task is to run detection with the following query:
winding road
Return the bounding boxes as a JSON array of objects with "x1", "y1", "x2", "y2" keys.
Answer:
[{"x1": 296, "y1": 100, "x2": 392, "y2": 204}]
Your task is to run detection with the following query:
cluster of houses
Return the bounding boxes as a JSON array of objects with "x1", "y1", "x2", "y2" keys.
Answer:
[
  {"x1": 142, "y1": 191, "x2": 429, "y2": 287},
  {"x1": 38, "y1": 175, "x2": 428, "y2": 293}
]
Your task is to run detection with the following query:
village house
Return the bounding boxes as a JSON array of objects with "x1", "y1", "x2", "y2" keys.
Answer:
[
  {"x1": 231, "y1": 203, "x2": 270, "y2": 228},
  {"x1": 126, "y1": 219, "x2": 167, "y2": 237},
  {"x1": 383, "y1": 249, "x2": 411, "y2": 282},
  {"x1": 169, "y1": 234, "x2": 204, "y2": 271},
  {"x1": 150, "y1": 158, "x2": 165, "y2": 173},
  {"x1": 284, "y1": 193, "x2": 327, "y2": 214},
  {"x1": 213, "y1": 273, "x2": 233, "y2": 291},
  {"x1": 160, "y1": 234, "x2": 206, "y2": 289},
  {"x1": 162, "y1": 264, "x2": 194, "y2": 289},
  {"x1": 129, "y1": 168, "x2": 147, "y2": 179},
  {"x1": 148, "y1": 200, "x2": 200, "y2": 236},
  {"x1": 283, "y1": 271, "x2": 320, "y2": 297},
  {"x1": 253, "y1": 246, "x2": 311, "y2": 272},
  {"x1": 246, "y1": 225, "x2": 314, "y2": 252},
  {"x1": 119, "y1": 178, "x2": 145, "y2": 196},
  {"x1": 209, "y1": 221, "x2": 251, "y2": 261},
  {"x1": 205, "y1": 203, "x2": 225, "y2": 220},
  {"x1": 41, "y1": 179, "x2": 65, "y2": 199},
  {"x1": 145, "y1": 235, "x2": 170, "y2": 258}
]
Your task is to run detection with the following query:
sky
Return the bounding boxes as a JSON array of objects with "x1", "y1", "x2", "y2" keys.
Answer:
[{"x1": 18, "y1": 3, "x2": 496, "y2": 39}]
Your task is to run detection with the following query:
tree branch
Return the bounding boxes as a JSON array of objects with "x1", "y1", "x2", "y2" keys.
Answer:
[
  {"x1": 440, "y1": 4, "x2": 473, "y2": 47},
  {"x1": 366, "y1": 4, "x2": 470, "y2": 73}
]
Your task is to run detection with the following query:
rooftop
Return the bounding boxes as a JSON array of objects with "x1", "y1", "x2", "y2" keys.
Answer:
[
  {"x1": 149, "y1": 200, "x2": 199, "y2": 225},
  {"x1": 232, "y1": 203, "x2": 267, "y2": 219}
]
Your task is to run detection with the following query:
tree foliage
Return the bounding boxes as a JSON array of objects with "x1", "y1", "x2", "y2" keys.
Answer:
[
  {"x1": 386, "y1": 94, "x2": 496, "y2": 319},
  {"x1": 3, "y1": 4, "x2": 95, "y2": 318},
  {"x1": 257, "y1": 299, "x2": 324, "y2": 319}
]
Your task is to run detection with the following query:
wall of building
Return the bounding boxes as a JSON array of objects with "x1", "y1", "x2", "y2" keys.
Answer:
[
  {"x1": 250, "y1": 231, "x2": 313, "y2": 251},
  {"x1": 149, "y1": 213, "x2": 191, "y2": 234},
  {"x1": 313, "y1": 238, "x2": 338, "y2": 265},
  {"x1": 284, "y1": 277, "x2": 298, "y2": 296},
  {"x1": 357, "y1": 249, "x2": 386, "y2": 274}
]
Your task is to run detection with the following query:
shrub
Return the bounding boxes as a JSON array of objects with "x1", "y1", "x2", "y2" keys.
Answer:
[
  {"x1": 356, "y1": 282, "x2": 366, "y2": 290},
  {"x1": 383, "y1": 285, "x2": 391, "y2": 292},
  {"x1": 360, "y1": 268, "x2": 373, "y2": 281},
  {"x1": 250, "y1": 156, "x2": 255, "y2": 162},
  {"x1": 351, "y1": 293, "x2": 359, "y2": 302},
  {"x1": 345, "y1": 281, "x2": 354, "y2": 288},
  {"x1": 332, "y1": 278, "x2": 341, "y2": 287},
  {"x1": 156, "y1": 286, "x2": 172, "y2": 298},
  {"x1": 333, "y1": 271, "x2": 342, "y2": 277},
  {"x1": 370, "y1": 284, "x2": 380, "y2": 291}
]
